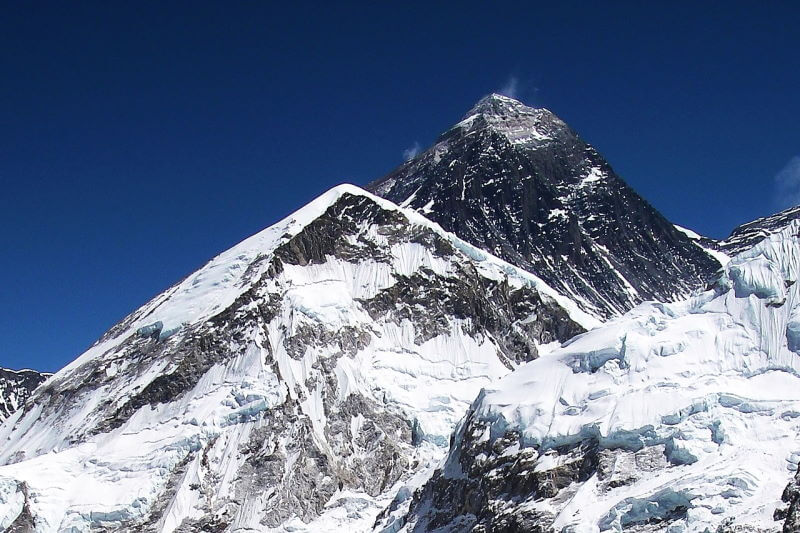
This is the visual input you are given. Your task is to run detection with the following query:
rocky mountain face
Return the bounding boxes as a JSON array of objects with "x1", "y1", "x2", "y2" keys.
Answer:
[
  {"x1": 369, "y1": 94, "x2": 722, "y2": 318},
  {"x1": 0, "y1": 186, "x2": 594, "y2": 532},
  {"x1": 392, "y1": 221, "x2": 800, "y2": 533},
  {"x1": 720, "y1": 204, "x2": 800, "y2": 257},
  {"x1": 781, "y1": 464, "x2": 800, "y2": 532},
  {"x1": 0, "y1": 368, "x2": 49, "y2": 422}
]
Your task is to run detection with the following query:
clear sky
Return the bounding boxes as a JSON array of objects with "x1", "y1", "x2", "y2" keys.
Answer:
[{"x1": 2, "y1": 2, "x2": 799, "y2": 372}]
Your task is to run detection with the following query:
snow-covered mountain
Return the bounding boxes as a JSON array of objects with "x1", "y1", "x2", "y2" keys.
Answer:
[
  {"x1": 2, "y1": 93, "x2": 795, "y2": 533},
  {"x1": 720, "y1": 204, "x2": 800, "y2": 257},
  {"x1": 396, "y1": 220, "x2": 800, "y2": 532},
  {"x1": 369, "y1": 94, "x2": 722, "y2": 318},
  {"x1": 0, "y1": 368, "x2": 50, "y2": 422},
  {"x1": 0, "y1": 185, "x2": 596, "y2": 532}
]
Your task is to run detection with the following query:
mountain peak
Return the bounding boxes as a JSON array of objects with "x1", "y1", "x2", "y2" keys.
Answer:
[
  {"x1": 462, "y1": 92, "x2": 531, "y2": 120},
  {"x1": 369, "y1": 94, "x2": 721, "y2": 319},
  {"x1": 451, "y1": 93, "x2": 567, "y2": 148}
]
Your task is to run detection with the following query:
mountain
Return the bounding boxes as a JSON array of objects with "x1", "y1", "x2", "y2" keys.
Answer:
[
  {"x1": 0, "y1": 368, "x2": 50, "y2": 422},
  {"x1": 368, "y1": 94, "x2": 722, "y2": 318},
  {"x1": 1, "y1": 94, "x2": 790, "y2": 532},
  {"x1": 394, "y1": 220, "x2": 800, "y2": 532},
  {"x1": 0, "y1": 185, "x2": 596, "y2": 532},
  {"x1": 720, "y1": 204, "x2": 800, "y2": 256}
]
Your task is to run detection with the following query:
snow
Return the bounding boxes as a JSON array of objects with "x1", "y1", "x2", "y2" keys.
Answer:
[
  {"x1": 0, "y1": 341, "x2": 287, "y2": 531},
  {"x1": 454, "y1": 113, "x2": 479, "y2": 130},
  {"x1": 457, "y1": 221, "x2": 800, "y2": 532},
  {"x1": 1, "y1": 174, "x2": 792, "y2": 531},
  {"x1": 673, "y1": 224, "x2": 702, "y2": 240},
  {"x1": 674, "y1": 224, "x2": 731, "y2": 266},
  {"x1": 580, "y1": 166, "x2": 605, "y2": 187},
  {"x1": 0, "y1": 479, "x2": 24, "y2": 530},
  {"x1": 453, "y1": 94, "x2": 555, "y2": 147},
  {"x1": 0, "y1": 183, "x2": 596, "y2": 531},
  {"x1": 360, "y1": 320, "x2": 511, "y2": 444}
]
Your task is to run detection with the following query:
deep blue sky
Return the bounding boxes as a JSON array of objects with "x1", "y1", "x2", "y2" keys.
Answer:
[{"x1": 2, "y1": 2, "x2": 799, "y2": 372}]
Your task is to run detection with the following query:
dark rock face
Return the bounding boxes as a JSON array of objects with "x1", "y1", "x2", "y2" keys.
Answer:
[
  {"x1": 394, "y1": 405, "x2": 692, "y2": 533},
  {"x1": 780, "y1": 464, "x2": 800, "y2": 532},
  {"x1": 720, "y1": 204, "x2": 800, "y2": 257},
  {"x1": 401, "y1": 424, "x2": 594, "y2": 532},
  {"x1": 392, "y1": 398, "x2": 601, "y2": 533},
  {"x1": 368, "y1": 94, "x2": 720, "y2": 318},
  {"x1": 0, "y1": 368, "x2": 49, "y2": 422},
  {"x1": 6, "y1": 482, "x2": 36, "y2": 533},
  {"x1": 359, "y1": 265, "x2": 583, "y2": 365}
]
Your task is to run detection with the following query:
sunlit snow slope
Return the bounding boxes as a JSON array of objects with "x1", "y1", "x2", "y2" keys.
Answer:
[
  {"x1": 398, "y1": 221, "x2": 800, "y2": 532},
  {"x1": 0, "y1": 185, "x2": 595, "y2": 532}
]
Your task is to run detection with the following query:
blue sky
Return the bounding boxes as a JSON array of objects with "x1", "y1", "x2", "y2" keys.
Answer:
[{"x1": 2, "y1": 2, "x2": 799, "y2": 371}]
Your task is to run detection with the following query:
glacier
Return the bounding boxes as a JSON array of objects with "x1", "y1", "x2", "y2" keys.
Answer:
[{"x1": 398, "y1": 221, "x2": 800, "y2": 532}]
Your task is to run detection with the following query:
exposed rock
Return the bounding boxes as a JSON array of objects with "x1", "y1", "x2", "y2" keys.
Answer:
[
  {"x1": 369, "y1": 94, "x2": 721, "y2": 318},
  {"x1": 0, "y1": 368, "x2": 49, "y2": 422},
  {"x1": 780, "y1": 463, "x2": 800, "y2": 532},
  {"x1": 720, "y1": 204, "x2": 800, "y2": 256}
]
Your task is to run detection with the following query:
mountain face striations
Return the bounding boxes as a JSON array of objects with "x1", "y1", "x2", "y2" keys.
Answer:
[{"x1": 369, "y1": 94, "x2": 721, "y2": 318}]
